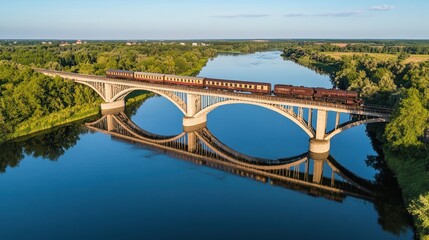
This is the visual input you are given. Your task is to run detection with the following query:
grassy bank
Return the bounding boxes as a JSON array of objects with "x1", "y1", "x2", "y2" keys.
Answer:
[
  {"x1": 2, "y1": 92, "x2": 154, "y2": 144},
  {"x1": 3, "y1": 102, "x2": 101, "y2": 142}
]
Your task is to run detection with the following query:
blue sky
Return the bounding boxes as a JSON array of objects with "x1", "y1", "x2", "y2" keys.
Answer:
[{"x1": 1, "y1": 0, "x2": 428, "y2": 39}]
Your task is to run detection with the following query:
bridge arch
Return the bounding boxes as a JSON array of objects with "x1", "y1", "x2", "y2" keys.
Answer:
[
  {"x1": 110, "y1": 87, "x2": 187, "y2": 115},
  {"x1": 75, "y1": 80, "x2": 107, "y2": 102},
  {"x1": 325, "y1": 118, "x2": 388, "y2": 140},
  {"x1": 194, "y1": 100, "x2": 315, "y2": 138}
]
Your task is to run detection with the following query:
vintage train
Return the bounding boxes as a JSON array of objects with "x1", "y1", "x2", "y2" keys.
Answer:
[{"x1": 106, "y1": 69, "x2": 363, "y2": 106}]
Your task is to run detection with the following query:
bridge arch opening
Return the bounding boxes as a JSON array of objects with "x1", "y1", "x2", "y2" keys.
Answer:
[
  {"x1": 195, "y1": 100, "x2": 315, "y2": 138},
  {"x1": 111, "y1": 87, "x2": 187, "y2": 115},
  {"x1": 201, "y1": 103, "x2": 311, "y2": 159},
  {"x1": 116, "y1": 88, "x2": 185, "y2": 136}
]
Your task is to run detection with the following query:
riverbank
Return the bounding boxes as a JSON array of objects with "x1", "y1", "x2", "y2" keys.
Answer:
[{"x1": 1, "y1": 92, "x2": 153, "y2": 144}]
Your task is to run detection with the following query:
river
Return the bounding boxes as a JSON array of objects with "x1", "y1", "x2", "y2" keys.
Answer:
[{"x1": 0, "y1": 51, "x2": 414, "y2": 239}]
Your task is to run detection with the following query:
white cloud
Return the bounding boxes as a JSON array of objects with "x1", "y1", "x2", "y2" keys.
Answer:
[
  {"x1": 369, "y1": 5, "x2": 395, "y2": 11},
  {"x1": 284, "y1": 13, "x2": 305, "y2": 17},
  {"x1": 284, "y1": 10, "x2": 362, "y2": 18},
  {"x1": 211, "y1": 14, "x2": 270, "y2": 18}
]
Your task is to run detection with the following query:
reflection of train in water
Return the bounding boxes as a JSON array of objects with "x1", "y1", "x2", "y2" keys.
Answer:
[{"x1": 106, "y1": 69, "x2": 363, "y2": 106}]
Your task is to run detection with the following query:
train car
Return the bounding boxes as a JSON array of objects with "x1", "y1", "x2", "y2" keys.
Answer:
[
  {"x1": 314, "y1": 88, "x2": 362, "y2": 105},
  {"x1": 204, "y1": 78, "x2": 271, "y2": 94},
  {"x1": 106, "y1": 69, "x2": 134, "y2": 80},
  {"x1": 164, "y1": 74, "x2": 204, "y2": 87},
  {"x1": 273, "y1": 85, "x2": 314, "y2": 100},
  {"x1": 134, "y1": 71, "x2": 165, "y2": 83}
]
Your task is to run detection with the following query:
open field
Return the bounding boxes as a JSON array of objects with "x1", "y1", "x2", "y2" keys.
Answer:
[
  {"x1": 402, "y1": 54, "x2": 429, "y2": 64},
  {"x1": 320, "y1": 52, "x2": 429, "y2": 63},
  {"x1": 320, "y1": 52, "x2": 397, "y2": 61}
]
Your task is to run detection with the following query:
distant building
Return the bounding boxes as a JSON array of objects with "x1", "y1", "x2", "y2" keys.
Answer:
[
  {"x1": 76, "y1": 40, "x2": 82, "y2": 45},
  {"x1": 192, "y1": 42, "x2": 198, "y2": 46},
  {"x1": 60, "y1": 42, "x2": 70, "y2": 47},
  {"x1": 179, "y1": 42, "x2": 186, "y2": 46}
]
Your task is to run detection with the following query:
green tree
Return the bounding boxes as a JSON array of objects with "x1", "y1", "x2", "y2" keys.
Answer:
[{"x1": 385, "y1": 88, "x2": 429, "y2": 149}]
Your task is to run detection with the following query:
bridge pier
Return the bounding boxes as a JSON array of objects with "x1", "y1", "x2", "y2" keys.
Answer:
[
  {"x1": 309, "y1": 109, "x2": 330, "y2": 154},
  {"x1": 183, "y1": 93, "x2": 206, "y2": 132},
  {"x1": 183, "y1": 115, "x2": 207, "y2": 132},
  {"x1": 309, "y1": 139, "x2": 330, "y2": 154},
  {"x1": 101, "y1": 100, "x2": 125, "y2": 114}
]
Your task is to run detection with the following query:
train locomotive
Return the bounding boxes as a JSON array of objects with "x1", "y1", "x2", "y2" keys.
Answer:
[{"x1": 106, "y1": 69, "x2": 363, "y2": 106}]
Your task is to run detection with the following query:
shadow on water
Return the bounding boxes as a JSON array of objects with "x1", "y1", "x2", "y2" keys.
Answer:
[{"x1": 0, "y1": 117, "x2": 97, "y2": 172}]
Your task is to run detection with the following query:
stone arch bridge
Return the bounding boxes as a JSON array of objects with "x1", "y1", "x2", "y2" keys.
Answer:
[{"x1": 36, "y1": 69, "x2": 392, "y2": 154}]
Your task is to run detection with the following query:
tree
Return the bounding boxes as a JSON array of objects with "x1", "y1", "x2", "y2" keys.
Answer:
[{"x1": 385, "y1": 88, "x2": 429, "y2": 149}]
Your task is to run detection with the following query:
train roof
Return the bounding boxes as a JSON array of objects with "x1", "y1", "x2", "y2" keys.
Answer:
[
  {"x1": 204, "y1": 77, "x2": 271, "y2": 85},
  {"x1": 107, "y1": 69, "x2": 134, "y2": 73},
  {"x1": 135, "y1": 71, "x2": 165, "y2": 77},
  {"x1": 164, "y1": 74, "x2": 204, "y2": 80}
]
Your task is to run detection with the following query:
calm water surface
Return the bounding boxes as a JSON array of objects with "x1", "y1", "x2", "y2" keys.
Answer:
[{"x1": 0, "y1": 51, "x2": 413, "y2": 239}]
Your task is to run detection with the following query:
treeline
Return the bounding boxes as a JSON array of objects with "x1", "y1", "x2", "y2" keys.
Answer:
[
  {"x1": 318, "y1": 43, "x2": 429, "y2": 55},
  {"x1": 279, "y1": 40, "x2": 429, "y2": 54},
  {"x1": 0, "y1": 43, "x2": 218, "y2": 76},
  {"x1": 283, "y1": 45, "x2": 429, "y2": 238}
]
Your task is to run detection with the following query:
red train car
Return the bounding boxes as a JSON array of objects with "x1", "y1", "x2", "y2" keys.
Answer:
[
  {"x1": 204, "y1": 78, "x2": 271, "y2": 94},
  {"x1": 314, "y1": 88, "x2": 361, "y2": 105},
  {"x1": 274, "y1": 85, "x2": 314, "y2": 100},
  {"x1": 106, "y1": 69, "x2": 134, "y2": 80}
]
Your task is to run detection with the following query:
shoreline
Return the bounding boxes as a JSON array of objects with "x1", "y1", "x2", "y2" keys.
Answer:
[{"x1": 1, "y1": 93, "x2": 152, "y2": 144}]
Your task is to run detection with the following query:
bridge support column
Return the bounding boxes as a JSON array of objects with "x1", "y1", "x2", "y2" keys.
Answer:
[
  {"x1": 312, "y1": 159, "x2": 325, "y2": 184},
  {"x1": 106, "y1": 114, "x2": 115, "y2": 132},
  {"x1": 187, "y1": 131, "x2": 198, "y2": 153},
  {"x1": 183, "y1": 93, "x2": 206, "y2": 132},
  {"x1": 309, "y1": 109, "x2": 330, "y2": 154},
  {"x1": 101, "y1": 100, "x2": 125, "y2": 114},
  {"x1": 308, "y1": 151, "x2": 329, "y2": 184}
]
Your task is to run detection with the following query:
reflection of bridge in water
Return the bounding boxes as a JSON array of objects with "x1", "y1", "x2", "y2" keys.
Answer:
[{"x1": 86, "y1": 112, "x2": 376, "y2": 202}]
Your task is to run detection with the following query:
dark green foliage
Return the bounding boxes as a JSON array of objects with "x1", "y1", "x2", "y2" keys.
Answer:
[
  {"x1": 386, "y1": 88, "x2": 429, "y2": 149},
  {"x1": 0, "y1": 61, "x2": 99, "y2": 142},
  {"x1": 0, "y1": 122, "x2": 87, "y2": 172}
]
